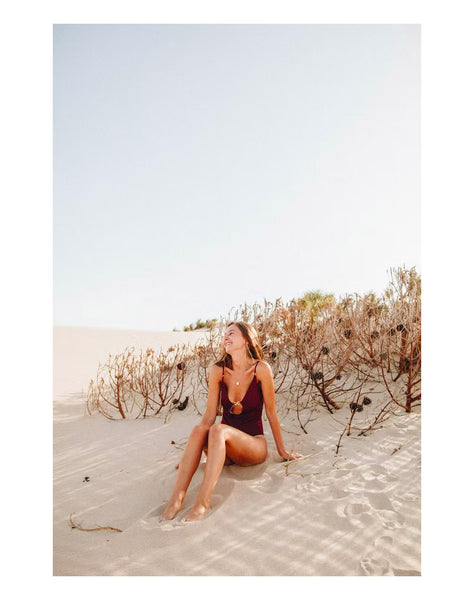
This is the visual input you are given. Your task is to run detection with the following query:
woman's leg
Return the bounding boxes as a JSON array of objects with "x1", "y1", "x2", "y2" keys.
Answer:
[
  {"x1": 162, "y1": 424, "x2": 209, "y2": 520},
  {"x1": 175, "y1": 446, "x2": 234, "y2": 469},
  {"x1": 183, "y1": 424, "x2": 267, "y2": 521}
]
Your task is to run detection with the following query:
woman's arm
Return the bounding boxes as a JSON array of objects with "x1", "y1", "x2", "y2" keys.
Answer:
[
  {"x1": 199, "y1": 364, "x2": 221, "y2": 429},
  {"x1": 258, "y1": 362, "x2": 301, "y2": 461}
]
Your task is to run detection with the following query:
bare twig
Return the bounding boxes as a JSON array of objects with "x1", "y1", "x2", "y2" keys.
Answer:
[{"x1": 69, "y1": 513, "x2": 123, "y2": 533}]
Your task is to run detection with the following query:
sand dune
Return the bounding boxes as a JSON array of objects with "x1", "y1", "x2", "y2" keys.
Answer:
[{"x1": 53, "y1": 327, "x2": 420, "y2": 576}]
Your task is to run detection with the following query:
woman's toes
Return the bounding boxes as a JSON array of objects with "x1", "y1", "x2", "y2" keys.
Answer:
[
  {"x1": 183, "y1": 504, "x2": 209, "y2": 522},
  {"x1": 162, "y1": 498, "x2": 183, "y2": 520}
]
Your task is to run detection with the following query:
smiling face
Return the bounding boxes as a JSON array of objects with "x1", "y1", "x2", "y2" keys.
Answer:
[{"x1": 223, "y1": 323, "x2": 247, "y2": 354}]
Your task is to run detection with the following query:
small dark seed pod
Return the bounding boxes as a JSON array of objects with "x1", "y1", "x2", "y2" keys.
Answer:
[
  {"x1": 349, "y1": 402, "x2": 357, "y2": 411},
  {"x1": 396, "y1": 324, "x2": 405, "y2": 332},
  {"x1": 356, "y1": 405, "x2": 364, "y2": 412},
  {"x1": 314, "y1": 371, "x2": 323, "y2": 380},
  {"x1": 370, "y1": 331, "x2": 380, "y2": 340},
  {"x1": 390, "y1": 328, "x2": 396, "y2": 336},
  {"x1": 336, "y1": 374, "x2": 342, "y2": 380},
  {"x1": 344, "y1": 329, "x2": 352, "y2": 339},
  {"x1": 271, "y1": 351, "x2": 277, "y2": 358},
  {"x1": 177, "y1": 396, "x2": 189, "y2": 411},
  {"x1": 322, "y1": 347, "x2": 329, "y2": 355},
  {"x1": 177, "y1": 362, "x2": 186, "y2": 370},
  {"x1": 363, "y1": 397, "x2": 372, "y2": 405}
]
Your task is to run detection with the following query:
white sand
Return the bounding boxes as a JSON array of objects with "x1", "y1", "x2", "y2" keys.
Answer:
[{"x1": 53, "y1": 326, "x2": 421, "y2": 576}]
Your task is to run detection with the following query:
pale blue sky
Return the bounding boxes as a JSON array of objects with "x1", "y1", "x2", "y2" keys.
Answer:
[{"x1": 54, "y1": 24, "x2": 420, "y2": 331}]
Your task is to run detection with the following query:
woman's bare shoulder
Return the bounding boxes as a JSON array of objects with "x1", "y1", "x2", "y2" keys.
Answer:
[
  {"x1": 256, "y1": 360, "x2": 272, "y2": 379},
  {"x1": 209, "y1": 363, "x2": 223, "y2": 379}
]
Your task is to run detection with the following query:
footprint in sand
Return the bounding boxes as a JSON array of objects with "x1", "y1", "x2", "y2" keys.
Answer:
[
  {"x1": 295, "y1": 479, "x2": 331, "y2": 496},
  {"x1": 362, "y1": 464, "x2": 387, "y2": 479},
  {"x1": 359, "y1": 477, "x2": 387, "y2": 492},
  {"x1": 337, "y1": 502, "x2": 373, "y2": 528},
  {"x1": 360, "y1": 556, "x2": 394, "y2": 576},
  {"x1": 360, "y1": 535, "x2": 420, "y2": 576},
  {"x1": 375, "y1": 509, "x2": 405, "y2": 529},
  {"x1": 331, "y1": 468, "x2": 355, "y2": 485},
  {"x1": 360, "y1": 535, "x2": 395, "y2": 575},
  {"x1": 366, "y1": 491, "x2": 395, "y2": 511},
  {"x1": 344, "y1": 466, "x2": 392, "y2": 494},
  {"x1": 336, "y1": 502, "x2": 374, "y2": 529},
  {"x1": 329, "y1": 484, "x2": 350, "y2": 500},
  {"x1": 393, "y1": 491, "x2": 420, "y2": 503},
  {"x1": 360, "y1": 492, "x2": 405, "y2": 528},
  {"x1": 343, "y1": 502, "x2": 370, "y2": 516}
]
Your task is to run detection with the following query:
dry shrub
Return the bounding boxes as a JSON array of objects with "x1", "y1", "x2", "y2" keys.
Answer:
[
  {"x1": 86, "y1": 267, "x2": 421, "y2": 436},
  {"x1": 277, "y1": 298, "x2": 361, "y2": 431},
  {"x1": 377, "y1": 266, "x2": 421, "y2": 413},
  {"x1": 185, "y1": 324, "x2": 224, "y2": 415},
  {"x1": 333, "y1": 267, "x2": 421, "y2": 451},
  {"x1": 87, "y1": 344, "x2": 193, "y2": 420}
]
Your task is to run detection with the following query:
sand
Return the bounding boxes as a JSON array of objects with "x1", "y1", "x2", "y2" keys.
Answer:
[{"x1": 53, "y1": 326, "x2": 421, "y2": 576}]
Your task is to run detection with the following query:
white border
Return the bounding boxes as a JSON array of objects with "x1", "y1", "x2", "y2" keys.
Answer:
[{"x1": 2, "y1": 0, "x2": 472, "y2": 595}]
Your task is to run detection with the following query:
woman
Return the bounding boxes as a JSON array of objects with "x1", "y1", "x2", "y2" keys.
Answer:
[{"x1": 162, "y1": 321, "x2": 301, "y2": 522}]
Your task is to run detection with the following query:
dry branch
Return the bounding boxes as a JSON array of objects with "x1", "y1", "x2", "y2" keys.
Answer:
[
  {"x1": 69, "y1": 513, "x2": 123, "y2": 533},
  {"x1": 84, "y1": 267, "x2": 421, "y2": 453}
]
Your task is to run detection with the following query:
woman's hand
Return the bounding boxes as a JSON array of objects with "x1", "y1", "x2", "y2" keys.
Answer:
[{"x1": 280, "y1": 450, "x2": 302, "y2": 461}]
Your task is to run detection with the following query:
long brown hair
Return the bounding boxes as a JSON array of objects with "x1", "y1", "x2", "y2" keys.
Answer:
[{"x1": 215, "y1": 321, "x2": 265, "y2": 369}]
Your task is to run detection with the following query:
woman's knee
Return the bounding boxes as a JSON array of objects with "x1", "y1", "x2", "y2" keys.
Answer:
[
  {"x1": 208, "y1": 423, "x2": 227, "y2": 442},
  {"x1": 190, "y1": 424, "x2": 209, "y2": 439}
]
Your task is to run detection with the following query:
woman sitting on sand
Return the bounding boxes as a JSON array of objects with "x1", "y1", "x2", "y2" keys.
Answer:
[{"x1": 162, "y1": 321, "x2": 301, "y2": 522}]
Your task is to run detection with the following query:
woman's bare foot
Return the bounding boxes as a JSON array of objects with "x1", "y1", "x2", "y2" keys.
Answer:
[
  {"x1": 162, "y1": 496, "x2": 184, "y2": 520},
  {"x1": 183, "y1": 502, "x2": 209, "y2": 522}
]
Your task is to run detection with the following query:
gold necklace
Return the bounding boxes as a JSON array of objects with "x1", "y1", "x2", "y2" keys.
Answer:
[
  {"x1": 233, "y1": 363, "x2": 252, "y2": 385},
  {"x1": 230, "y1": 366, "x2": 253, "y2": 413}
]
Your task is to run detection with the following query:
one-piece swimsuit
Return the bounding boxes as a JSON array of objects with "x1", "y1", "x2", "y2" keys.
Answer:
[{"x1": 220, "y1": 360, "x2": 264, "y2": 436}]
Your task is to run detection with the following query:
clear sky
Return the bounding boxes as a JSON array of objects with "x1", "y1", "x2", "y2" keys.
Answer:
[{"x1": 54, "y1": 24, "x2": 420, "y2": 331}]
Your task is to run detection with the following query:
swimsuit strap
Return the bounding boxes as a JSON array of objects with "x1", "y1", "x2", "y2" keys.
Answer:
[{"x1": 254, "y1": 360, "x2": 259, "y2": 374}]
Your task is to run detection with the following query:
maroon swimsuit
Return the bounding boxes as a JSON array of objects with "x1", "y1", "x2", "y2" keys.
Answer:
[{"x1": 220, "y1": 361, "x2": 264, "y2": 436}]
